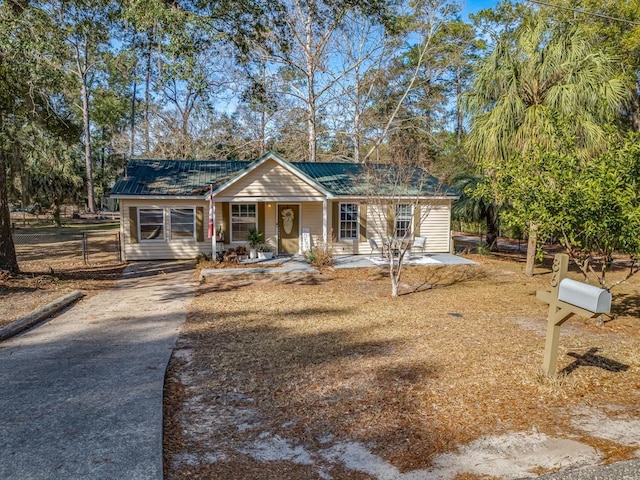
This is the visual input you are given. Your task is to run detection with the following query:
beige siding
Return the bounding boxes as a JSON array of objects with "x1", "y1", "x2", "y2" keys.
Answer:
[
  {"x1": 333, "y1": 200, "x2": 452, "y2": 255},
  {"x1": 417, "y1": 200, "x2": 452, "y2": 253},
  {"x1": 121, "y1": 197, "x2": 452, "y2": 259},
  {"x1": 301, "y1": 202, "x2": 323, "y2": 249},
  {"x1": 217, "y1": 159, "x2": 323, "y2": 198},
  {"x1": 263, "y1": 203, "x2": 277, "y2": 247},
  {"x1": 122, "y1": 199, "x2": 210, "y2": 260}
]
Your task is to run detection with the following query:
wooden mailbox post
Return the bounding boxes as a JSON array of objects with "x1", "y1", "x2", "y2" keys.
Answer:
[{"x1": 536, "y1": 254, "x2": 612, "y2": 375}]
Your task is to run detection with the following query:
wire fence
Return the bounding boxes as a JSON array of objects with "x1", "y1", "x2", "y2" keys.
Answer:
[{"x1": 13, "y1": 231, "x2": 122, "y2": 266}]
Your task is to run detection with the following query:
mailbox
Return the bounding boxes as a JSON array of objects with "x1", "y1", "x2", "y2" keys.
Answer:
[{"x1": 558, "y1": 278, "x2": 611, "y2": 314}]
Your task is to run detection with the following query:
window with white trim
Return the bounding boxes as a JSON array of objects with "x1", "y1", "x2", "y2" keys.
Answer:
[
  {"x1": 231, "y1": 203, "x2": 257, "y2": 242},
  {"x1": 339, "y1": 203, "x2": 358, "y2": 240},
  {"x1": 395, "y1": 204, "x2": 412, "y2": 238},
  {"x1": 139, "y1": 208, "x2": 165, "y2": 241},
  {"x1": 169, "y1": 208, "x2": 195, "y2": 240}
]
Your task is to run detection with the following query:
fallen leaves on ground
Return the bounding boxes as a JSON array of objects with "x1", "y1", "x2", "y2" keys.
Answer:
[{"x1": 164, "y1": 255, "x2": 640, "y2": 479}]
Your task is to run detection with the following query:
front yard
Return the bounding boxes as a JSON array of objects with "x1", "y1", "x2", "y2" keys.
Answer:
[{"x1": 164, "y1": 256, "x2": 640, "y2": 479}]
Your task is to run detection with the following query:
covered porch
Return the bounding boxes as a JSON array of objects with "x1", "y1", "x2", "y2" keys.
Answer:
[{"x1": 210, "y1": 199, "x2": 327, "y2": 257}]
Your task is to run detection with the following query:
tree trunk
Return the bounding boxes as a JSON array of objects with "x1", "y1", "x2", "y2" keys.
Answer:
[
  {"x1": 456, "y1": 67, "x2": 464, "y2": 146},
  {"x1": 259, "y1": 60, "x2": 266, "y2": 156},
  {"x1": 144, "y1": 43, "x2": 152, "y2": 154},
  {"x1": 53, "y1": 204, "x2": 62, "y2": 227},
  {"x1": 486, "y1": 205, "x2": 498, "y2": 251},
  {"x1": 130, "y1": 73, "x2": 137, "y2": 158},
  {"x1": 0, "y1": 115, "x2": 19, "y2": 273},
  {"x1": 525, "y1": 222, "x2": 537, "y2": 277},
  {"x1": 307, "y1": 102, "x2": 316, "y2": 163},
  {"x1": 631, "y1": 85, "x2": 640, "y2": 132},
  {"x1": 353, "y1": 69, "x2": 361, "y2": 163},
  {"x1": 390, "y1": 261, "x2": 399, "y2": 297},
  {"x1": 81, "y1": 79, "x2": 96, "y2": 213},
  {"x1": 305, "y1": 10, "x2": 316, "y2": 163}
]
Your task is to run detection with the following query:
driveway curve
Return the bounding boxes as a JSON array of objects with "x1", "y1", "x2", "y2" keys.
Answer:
[{"x1": 0, "y1": 261, "x2": 196, "y2": 480}]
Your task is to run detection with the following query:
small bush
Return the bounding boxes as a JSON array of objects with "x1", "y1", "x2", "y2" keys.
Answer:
[
  {"x1": 196, "y1": 251, "x2": 212, "y2": 263},
  {"x1": 195, "y1": 251, "x2": 216, "y2": 268},
  {"x1": 304, "y1": 242, "x2": 334, "y2": 268}
]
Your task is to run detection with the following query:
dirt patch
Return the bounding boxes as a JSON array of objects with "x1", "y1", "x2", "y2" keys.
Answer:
[
  {"x1": 0, "y1": 265, "x2": 125, "y2": 328},
  {"x1": 164, "y1": 256, "x2": 640, "y2": 479}
]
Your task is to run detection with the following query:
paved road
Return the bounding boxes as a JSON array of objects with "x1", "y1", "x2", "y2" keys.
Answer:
[
  {"x1": 0, "y1": 261, "x2": 196, "y2": 480},
  {"x1": 535, "y1": 458, "x2": 640, "y2": 480}
]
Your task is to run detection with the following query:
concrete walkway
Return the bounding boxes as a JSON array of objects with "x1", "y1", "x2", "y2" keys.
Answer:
[
  {"x1": 0, "y1": 261, "x2": 196, "y2": 480},
  {"x1": 200, "y1": 254, "x2": 318, "y2": 280},
  {"x1": 334, "y1": 253, "x2": 478, "y2": 268},
  {"x1": 200, "y1": 253, "x2": 476, "y2": 280}
]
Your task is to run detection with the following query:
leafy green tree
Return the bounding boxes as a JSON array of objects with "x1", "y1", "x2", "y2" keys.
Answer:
[
  {"x1": 452, "y1": 173, "x2": 500, "y2": 251},
  {"x1": 53, "y1": 0, "x2": 119, "y2": 213},
  {"x1": 26, "y1": 135, "x2": 84, "y2": 227},
  {"x1": 494, "y1": 128, "x2": 640, "y2": 288},
  {"x1": 559, "y1": 134, "x2": 640, "y2": 288},
  {"x1": 0, "y1": 0, "x2": 72, "y2": 272},
  {"x1": 466, "y1": 13, "x2": 627, "y2": 275},
  {"x1": 545, "y1": 0, "x2": 640, "y2": 132}
]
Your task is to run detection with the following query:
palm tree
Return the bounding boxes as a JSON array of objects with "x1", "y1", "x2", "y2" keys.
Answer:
[
  {"x1": 466, "y1": 13, "x2": 627, "y2": 275},
  {"x1": 452, "y1": 173, "x2": 500, "y2": 251}
]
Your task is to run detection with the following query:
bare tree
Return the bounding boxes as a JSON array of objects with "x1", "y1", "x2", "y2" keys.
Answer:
[
  {"x1": 259, "y1": 0, "x2": 400, "y2": 162},
  {"x1": 360, "y1": 0, "x2": 458, "y2": 164},
  {"x1": 59, "y1": 0, "x2": 115, "y2": 213},
  {"x1": 331, "y1": 11, "x2": 395, "y2": 162},
  {"x1": 362, "y1": 159, "x2": 445, "y2": 296}
]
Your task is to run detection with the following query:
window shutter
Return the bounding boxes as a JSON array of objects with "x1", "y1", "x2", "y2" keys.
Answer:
[
  {"x1": 221, "y1": 202, "x2": 229, "y2": 241},
  {"x1": 258, "y1": 203, "x2": 265, "y2": 234},
  {"x1": 387, "y1": 205, "x2": 394, "y2": 237},
  {"x1": 359, "y1": 204, "x2": 367, "y2": 242},
  {"x1": 196, "y1": 207, "x2": 204, "y2": 242},
  {"x1": 413, "y1": 204, "x2": 421, "y2": 237},
  {"x1": 332, "y1": 202, "x2": 339, "y2": 242},
  {"x1": 129, "y1": 207, "x2": 138, "y2": 244}
]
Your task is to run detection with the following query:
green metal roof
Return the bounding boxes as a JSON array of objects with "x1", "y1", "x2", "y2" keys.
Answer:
[
  {"x1": 290, "y1": 162, "x2": 457, "y2": 197},
  {"x1": 111, "y1": 159, "x2": 250, "y2": 196},
  {"x1": 111, "y1": 156, "x2": 457, "y2": 198}
]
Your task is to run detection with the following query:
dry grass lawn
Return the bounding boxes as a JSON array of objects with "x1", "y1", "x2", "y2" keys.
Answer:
[
  {"x1": 164, "y1": 255, "x2": 640, "y2": 479},
  {"x1": 0, "y1": 236, "x2": 124, "y2": 328}
]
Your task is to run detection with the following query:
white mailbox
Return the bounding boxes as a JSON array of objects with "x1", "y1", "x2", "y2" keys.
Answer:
[{"x1": 558, "y1": 278, "x2": 611, "y2": 314}]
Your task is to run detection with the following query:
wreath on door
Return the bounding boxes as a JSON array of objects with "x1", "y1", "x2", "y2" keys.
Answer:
[{"x1": 281, "y1": 208, "x2": 294, "y2": 235}]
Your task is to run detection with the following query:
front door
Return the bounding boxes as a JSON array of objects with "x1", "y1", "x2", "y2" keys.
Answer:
[{"x1": 278, "y1": 204, "x2": 299, "y2": 254}]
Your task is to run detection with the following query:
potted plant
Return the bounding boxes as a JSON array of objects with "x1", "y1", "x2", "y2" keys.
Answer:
[
  {"x1": 247, "y1": 227, "x2": 263, "y2": 259},
  {"x1": 257, "y1": 243, "x2": 274, "y2": 260}
]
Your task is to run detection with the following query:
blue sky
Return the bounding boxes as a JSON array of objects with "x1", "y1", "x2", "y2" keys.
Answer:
[{"x1": 461, "y1": 0, "x2": 501, "y2": 18}]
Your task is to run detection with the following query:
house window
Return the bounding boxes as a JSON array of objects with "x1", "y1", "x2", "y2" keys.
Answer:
[
  {"x1": 170, "y1": 208, "x2": 195, "y2": 240},
  {"x1": 231, "y1": 203, "x2": 257, "y2": 242},
  {"x1": 395, "y1": 204, "x2": 412, "y2": 238},
  {"x1": 339, "y1": 203, "x2": 358, "y2": 240},
  {"x1": 139, "y1": 208, "x2": 165, "y2": 241}
]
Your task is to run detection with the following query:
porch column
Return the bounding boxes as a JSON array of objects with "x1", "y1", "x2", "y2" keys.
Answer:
[
  {"x1": 211, "y1": 201, "x2": 216, "y2": 255},
  {"x1": 322, "y1": 199, "x2": 328, "y2": 245}
]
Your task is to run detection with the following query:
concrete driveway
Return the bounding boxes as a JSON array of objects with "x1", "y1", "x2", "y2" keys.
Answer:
[{"x1": 0, "y1": 261, "x2": 196, "y2": 480}]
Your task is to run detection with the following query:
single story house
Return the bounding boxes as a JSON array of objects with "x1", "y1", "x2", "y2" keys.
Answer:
[{"x1": 110, "y1": 152, "x2": 458, "y2": 261}]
